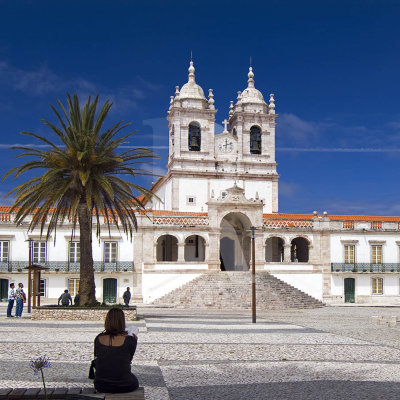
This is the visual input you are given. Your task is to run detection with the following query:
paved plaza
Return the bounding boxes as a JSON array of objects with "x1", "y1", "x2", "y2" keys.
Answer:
[{"x1": 1, "y1": 306, "x2": 400, "y2": 399}]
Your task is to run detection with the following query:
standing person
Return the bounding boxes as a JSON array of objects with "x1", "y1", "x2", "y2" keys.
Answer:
[
  {"x1": 122, "y1": 287, "x2": 131, "y2": 307},
  {"x1": 15, "y1": 283, "x2": 26, "y2": 318},
  {"x1": 7, "y1": 283, "x2": 16, "y2": 317},
  {"x1": 58, "y1": 289, "x2": 73, "y2": 306},
  {"x1": 93, "y1": 308, "x2": 139, "y2": 393},
  {"x1": 74, "y1": 292, "x2": 80, "y2": 305}
]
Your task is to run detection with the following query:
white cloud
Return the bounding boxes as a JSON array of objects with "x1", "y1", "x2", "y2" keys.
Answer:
[{"x1": 279, "y1": 182, "x2": 302, "y2": 197}]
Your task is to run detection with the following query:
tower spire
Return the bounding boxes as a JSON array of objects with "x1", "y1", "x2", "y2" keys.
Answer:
[{"x1": 247, "y1": 66, "x2": 255, "y2": 88}]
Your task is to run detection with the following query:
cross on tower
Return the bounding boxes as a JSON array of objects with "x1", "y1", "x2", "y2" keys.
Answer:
[{"x1": 222, "y1": 119, "x2": 229, "y2": 132}]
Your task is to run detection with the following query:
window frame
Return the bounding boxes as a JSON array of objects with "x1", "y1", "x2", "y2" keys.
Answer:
[
  {"x1": 68, "y1": 241, "x2": 80, "y2": 263},
  {"x1": 32, "y1": 241, "x2": 46, "y2": 263},
  {"x1": 0, "y1": 240, "x2": 9, "y2": 262},
  {"x1": 104, "y1": 241, "x2": 118, "y2": 263},
  {"x1": 372, "y1": 277, "x2": 383, "y2": 295},
  {"x1": 68, "y1": 278, "x2": 80, "y2": 297},
  {"x1": 344, "y1": 244, "x2": 355, "y2": 264},
  {"x1": 371, "y1": 245, "x2": 383, "y2": 264}
]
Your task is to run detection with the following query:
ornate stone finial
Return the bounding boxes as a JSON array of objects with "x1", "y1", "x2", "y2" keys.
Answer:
[
  {"x1": 208, "y1": 89, "x2": 215, "y2": 109},
  {"x1": 188, "y1": 60, "x2": 195, "y2": 83},
  {"x1": 255, "y1": 191, "x2": 259, "y2": 200},
  {"x1": 169, "y1": 96, "x2": 174, "y2": 110},
  {"x1": 269, "y1": 93, "x2": 275, "y2": 114},
  {"x1": 229, "y1": 101, "x2": 234, "y2": 117},
  {"x1": 222, "y1": 119, "x2": 229, "y2": 132},
  {"x1": 211, "y1": 189, "x2": 215, "y2": 199},
  {"x1": 237, "y1": 91, "x2": 242, "y2": 101},
  {"x1": 175, "y1": 86, "x2": 180, "y2": 96},
  {"x1": 313, "y1": 211, "x2": 318, "y2": 216},
  {"x1": 247, "y1": 67, "x2": 255, "y2": 88}
]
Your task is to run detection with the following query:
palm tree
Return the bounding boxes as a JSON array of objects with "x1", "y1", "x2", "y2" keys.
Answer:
[{"x1": 3, "y1": 94, "x2": 158, "y2": 305}]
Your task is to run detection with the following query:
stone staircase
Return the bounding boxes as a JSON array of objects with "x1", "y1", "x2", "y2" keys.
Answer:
[{"x1": 152, "y1": 271, "x2": 324, "y2": 310}]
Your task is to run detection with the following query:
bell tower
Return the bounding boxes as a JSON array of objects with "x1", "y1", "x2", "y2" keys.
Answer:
[
  {"x1": 167, "y1": 61, "x2": 217, "y2": 171},
  {"x1": 226, "y1": 67, "x2": 279, "y2": 212}
]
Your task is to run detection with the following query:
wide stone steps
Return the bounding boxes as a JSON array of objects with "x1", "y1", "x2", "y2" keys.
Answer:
[{"x1": 152, "y1": 271, "x2": 324, "y2": 310}]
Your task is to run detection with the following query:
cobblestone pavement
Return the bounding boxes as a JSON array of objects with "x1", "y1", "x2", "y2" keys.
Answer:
[{"x1": 1, "y1": 305, "x2": 400, "y2": 399}]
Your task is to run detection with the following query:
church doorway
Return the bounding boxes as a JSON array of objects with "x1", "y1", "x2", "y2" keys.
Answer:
[{"x1": 219, "y1": 212, "x2": 251, "y2": 271}]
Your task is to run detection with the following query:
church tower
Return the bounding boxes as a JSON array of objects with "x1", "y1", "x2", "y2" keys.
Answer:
[
  {"x1": 152, "y1": 62, "x2": 279, "y2": 213},
  {"x1": 167, "y1": 61, "x2": 217, "y2": 169},
  {"x1": 226, "y1": 67, "x2": 279, "y2": 212}
]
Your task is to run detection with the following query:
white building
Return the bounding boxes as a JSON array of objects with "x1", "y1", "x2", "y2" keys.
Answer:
[{"x1": 1, "y1": 61, "x2": 399, "y2": 306}]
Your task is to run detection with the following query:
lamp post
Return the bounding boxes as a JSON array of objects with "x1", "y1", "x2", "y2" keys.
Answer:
[
  {"x1": 249, "y1": 226, "x2": 258, "y2": 323},
  {"x1": 25, "y1": 238, "x2": 33, "y2": 313}
]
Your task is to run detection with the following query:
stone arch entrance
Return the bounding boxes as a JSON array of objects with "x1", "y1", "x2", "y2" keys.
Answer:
[{"x1": 220, "y1": 212, "x2": 251, "y2": 271}]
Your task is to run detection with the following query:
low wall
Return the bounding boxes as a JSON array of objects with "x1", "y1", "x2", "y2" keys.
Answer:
[{"x1": 31, "y1": 306, "x2": 137, "y2": 321}]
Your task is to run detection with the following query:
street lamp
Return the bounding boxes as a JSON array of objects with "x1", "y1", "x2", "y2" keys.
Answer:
[
  {"x1": 249, "y1": 226, "x2": 258, "y2": 323},
  {"x1": 25, "y1": 238, "x2": 33, "y2": 313}
]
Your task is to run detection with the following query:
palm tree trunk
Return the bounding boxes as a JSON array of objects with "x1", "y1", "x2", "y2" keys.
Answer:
[{"x1": 78, "y1": 203, "x2": 96, "y2": 305}]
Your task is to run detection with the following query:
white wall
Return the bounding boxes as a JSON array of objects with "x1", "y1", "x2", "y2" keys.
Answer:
[
  {"x1": 142, "y1": 273, "x2": 201, "y2": 303},
  {"x1": 272, "y1": 273, "x2": 323, "y2": 300},
  {"x1": 331, "y1": 233, "x2": 400, "y2": 263}
]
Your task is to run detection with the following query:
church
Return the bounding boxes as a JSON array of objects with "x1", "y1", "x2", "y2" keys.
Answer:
[{"x1": 1, "y1": 61, "x2": 400, "y2": 307}]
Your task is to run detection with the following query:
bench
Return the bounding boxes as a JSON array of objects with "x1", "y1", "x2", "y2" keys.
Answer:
[{"x1": 0, "y1": 387, "x2": 144, "y2": 400}]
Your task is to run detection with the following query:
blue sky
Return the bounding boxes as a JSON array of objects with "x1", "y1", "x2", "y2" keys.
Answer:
[{"x1": 1, "y1": 0, "x2": 400, "y2": 215}]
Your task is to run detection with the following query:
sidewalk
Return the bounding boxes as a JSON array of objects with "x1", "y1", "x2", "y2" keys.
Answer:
[{"x1": 1, "y1": 306, "x2": 400, "y2": 399}]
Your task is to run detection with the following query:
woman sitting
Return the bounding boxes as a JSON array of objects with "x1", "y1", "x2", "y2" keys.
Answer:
[{"x1": 94, "y1": 308, "x2": 139, "y2": 393}]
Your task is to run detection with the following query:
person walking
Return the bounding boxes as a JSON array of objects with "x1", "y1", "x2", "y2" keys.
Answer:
[
  {"x1": 58, "y1": 289, "x2": 73, "y2": 306},
  {"x1": 15, "y1": 282, "x2": 26, "y2": 318},
  {"x1": 122, "y1": 287, "x2": 131, "y2": 307},
  {"x1": 7, "y1": 283, "x2": 16, "y2": 317}
]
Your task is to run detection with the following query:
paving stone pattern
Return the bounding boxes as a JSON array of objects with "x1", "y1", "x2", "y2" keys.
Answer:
[
  {"x1": 1, "y1": 306, "x2": 400, "y2": 399},
  {"x1": 153, "y1": 272, "x2": 324, "y2": 309}
]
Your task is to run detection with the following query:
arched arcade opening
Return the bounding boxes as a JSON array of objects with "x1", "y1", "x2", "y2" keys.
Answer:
[{"x1": 220, "y1": 212, "x2": 251, "y2": 271}]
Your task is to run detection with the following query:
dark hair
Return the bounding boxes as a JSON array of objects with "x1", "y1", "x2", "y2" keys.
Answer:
[
  {"x1": 104, "y1": 308, "x2": 127, "y2": 336},
  {"x1": 10, "y1": 283, "x2": 14, "y2": 288}
]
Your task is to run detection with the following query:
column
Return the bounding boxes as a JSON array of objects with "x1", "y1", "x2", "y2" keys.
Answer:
[
  {"x1": 283, "y1": 244, "x2": 291, "y2": 262},
  {"x1": 177, "y1": 243, "x2": 185, "y2": 263}
]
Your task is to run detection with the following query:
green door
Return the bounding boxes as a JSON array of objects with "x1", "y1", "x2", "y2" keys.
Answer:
[
  {"x1": 0, "y1": 278, "x2": 8, "y2": 302},
  {"x1": 103, "y1": 278, "x2": 117, "y2": 304},
  {"x1": 344, "y1": 278, "x2": 355, "y2": 303}
]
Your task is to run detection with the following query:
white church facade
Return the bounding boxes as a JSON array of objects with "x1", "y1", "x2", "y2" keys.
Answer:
[{"x1": 1, "y1": 61, "x2": 400, "y2": 306}]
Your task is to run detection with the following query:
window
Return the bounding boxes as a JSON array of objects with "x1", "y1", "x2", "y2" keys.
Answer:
[
  {"x1": 372, "y1": 277, "x2": 383, "y2": 295},
  {"x1": 39, "y1": 279, "x2": 47, "y2": 297},
  {"x1": 104, "y1": 242, "x2": 117, "y2": 263},
  {"x1": 68, "y1": 278, "x2": 80, "y2": 297},
  {"x1": 371, "y1": 245, "x2": 382, "y2": 264},
  {"x1": 344, "y1": 245, "x2": 355, "y2": 264},
  {"x1": 188, "y1": 122, "x2": 201, "y2": 151},
  {"x1": 69, "y1": 242, "x2": 80, "y2": 263},
  {"x1": 0, "y1": 241, "x2": 9, "y2": 262},
  {"x1": 250, "y1": 126, "x2": 261, "y2": 154},
  {"x1": 221, "y1": 191, "x2": 227, "y2": 199},
  {"x1": 33, "y1": 241, "x2": 46, "y2": 263},
  {"x1": 186, "y1": 196, "x2": 196, "y2": 206}
]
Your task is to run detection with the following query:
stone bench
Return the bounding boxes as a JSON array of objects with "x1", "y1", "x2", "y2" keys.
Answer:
[{"x1": 0, "y1": 387, "x2": 144, "y2": 399}]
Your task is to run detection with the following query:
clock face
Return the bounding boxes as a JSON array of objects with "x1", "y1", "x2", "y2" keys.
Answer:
[{"x1": 219, "y1": 139, "x2": 233, "y2": 153}]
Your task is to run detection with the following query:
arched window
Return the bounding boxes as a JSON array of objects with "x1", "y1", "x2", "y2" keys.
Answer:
[
  {"x1": 184, "y1": 235, "x2": 205, "y2": 261},
  {"x1": 291, "y1": 237, "x2": 309, "y2": 262},
  {"x1": 156, "y1": 235, "x2": 178, "y2": 261},
  {"x1": 250, "y1": 125, "x2": 261, "y2": 154},
  {"x1": 265, "y1": 237, "x2": 284, "y2": 262},
  {"x1": 188, "y1": 122, "x2": 201, "y2": 151}
]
